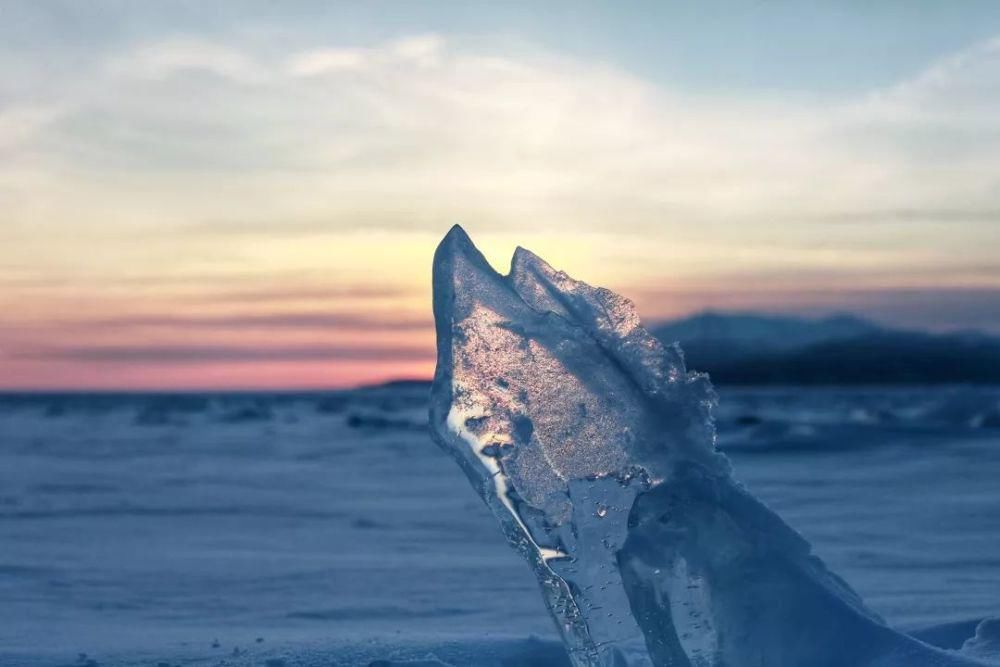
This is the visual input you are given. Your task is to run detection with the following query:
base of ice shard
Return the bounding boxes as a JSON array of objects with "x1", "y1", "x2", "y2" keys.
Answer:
[{"x1": 429, "y1": 225, "x2": 998, "y2": 667}]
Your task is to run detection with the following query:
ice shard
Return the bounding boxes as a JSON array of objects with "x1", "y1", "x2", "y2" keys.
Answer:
[{"x1": 429, "y1": 225, "x2": 994, "y2": 667}]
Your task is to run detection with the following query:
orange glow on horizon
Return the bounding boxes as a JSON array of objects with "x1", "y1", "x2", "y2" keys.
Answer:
[
  {"x1": 0, "y1": 358, "x2": 438, "y2": 392},
  {"x1": 4, "y1": 228, "x2": 999, "y2": 390}
]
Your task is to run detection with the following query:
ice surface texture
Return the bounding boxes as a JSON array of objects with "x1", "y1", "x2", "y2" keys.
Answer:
[{"x1": 429, "y1": 226, "x2": 997, "y2": 667}]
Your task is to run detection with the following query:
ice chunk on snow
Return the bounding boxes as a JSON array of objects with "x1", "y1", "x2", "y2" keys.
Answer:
[{"x1": 429, "y1": 225, "x2": 994, "y2": 667}]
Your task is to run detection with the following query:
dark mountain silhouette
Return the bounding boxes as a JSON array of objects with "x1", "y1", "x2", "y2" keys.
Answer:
[{"x1": 651, "y1": 312, "x2": 1000, "y2": 385}]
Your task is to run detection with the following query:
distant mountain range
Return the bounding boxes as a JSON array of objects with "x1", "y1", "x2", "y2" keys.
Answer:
[{"x1": 650, "y1": 312, "x2": 1000, "y2": 385}]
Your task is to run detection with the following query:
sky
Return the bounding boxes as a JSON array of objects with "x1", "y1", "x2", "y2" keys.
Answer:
[{"x1": 2, "y1": 1, "x2": 1000, "y2": 389}]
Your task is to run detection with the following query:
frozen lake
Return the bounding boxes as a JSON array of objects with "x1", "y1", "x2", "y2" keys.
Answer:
[{"x1": 1, "y1": 385, "x2": 998, "y2": 666}]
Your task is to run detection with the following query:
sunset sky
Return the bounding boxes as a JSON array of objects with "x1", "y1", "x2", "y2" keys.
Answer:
[{"x1": 2, "y1": 1, "x2": 1000, "y2": 389}]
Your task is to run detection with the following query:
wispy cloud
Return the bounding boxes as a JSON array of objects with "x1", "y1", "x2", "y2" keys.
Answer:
[
  {"x1": 287, "y1": 34, "x2": 445, "y2": 77},
  {"x1": 793, "y1": 208, "x2": 1000, "y2": 224},
  {"x1": 107, "y1": 37, "x2": 270, "y2": 84},
  {"x1": 73, "y1": 311, "x2": 432, "y2": 332},
  {"x1": 15, "y1": 343, "x2": 432, "y2": 364},
  {"x1": 196, "y1": 285, "x2": 416, "y2": 304},
  {"x1": 5, "y1": 30, "x2": 999, "y2": 239}
]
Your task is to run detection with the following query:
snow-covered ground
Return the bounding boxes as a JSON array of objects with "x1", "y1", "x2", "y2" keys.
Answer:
[{"x1": 1, "y1": 385, "x2": 998, "y2": 666}]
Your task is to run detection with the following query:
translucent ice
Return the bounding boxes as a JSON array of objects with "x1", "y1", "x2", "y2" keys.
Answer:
[{"x1": 428, "y1": 225, "x2": 996, "y2": 667}]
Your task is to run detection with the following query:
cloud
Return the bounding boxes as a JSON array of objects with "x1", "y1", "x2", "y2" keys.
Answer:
[
  {"x1": 386, "y1": 34, "x2": 445, "y2": 64},
  {"x1": 287, "y1": 34, "x2": 444, "y2": 77},
  {"x1": 873, "y1": 36, "x2": 1000, "y2": 118},
  {"x1": 798, "y1": 208, "x2": 1000, "y2": 224},
  {"x1": 288, "y1": 48, "x2": 369, "y2": 76},
  {"x1": 198, "y1": 285, "x2": 416, "y2": 304},
  {"x1": 6, "y1": 29, "x2": 996, "y2": 236},
  {"x1": 16, "y1": 343, "x2": 432, "y2": 363},
  {"x1": 2, "y1": 29, "x2": 1000, "y2": 340},
  {"x1": 107, "y1": 37, "x2": 269, "y2": 84},
  {"x1": 74, "y1": 311, "x2": 431, "y2": 331}
]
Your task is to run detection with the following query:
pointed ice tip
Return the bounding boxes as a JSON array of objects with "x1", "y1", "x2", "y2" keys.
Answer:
[
  {"x1": 432, "y1": 223, "x2": 503, "y2": 298},
  {"x1": 511, "y1": 244, "x2": 555, "y2": 278},
  {"x1": 434, "y1": 224, "x2": 482, "y2": 268},
  {"x1": 510, "y1": 245, "x2": 534, "y2": 266},
  {"x1": 434, "y1": 225, "x2": 471, "y2": 267},
  {"x1": 512, "y1": 245, "x2": 535, "y2": 261},
  {"x1": 440, "y1": 224, "x2": 472, "y2": 249}
]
